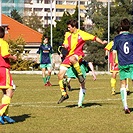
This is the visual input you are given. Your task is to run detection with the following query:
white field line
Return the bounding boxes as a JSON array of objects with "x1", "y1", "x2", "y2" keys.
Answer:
[
  {"x1": 11, "y1": 71, "x2": 111, "y2": 75},
  {"x1": 10, "y1": 97, "x2": 133, "y2": 108}
]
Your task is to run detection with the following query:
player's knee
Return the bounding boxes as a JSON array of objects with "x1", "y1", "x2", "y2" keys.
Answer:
[
  {"x1": 69, "y1": 56, "x2": 77, "y2": 64},
  {"x1": 58, "y1": 73, "x2": 64, "y2": 80}
]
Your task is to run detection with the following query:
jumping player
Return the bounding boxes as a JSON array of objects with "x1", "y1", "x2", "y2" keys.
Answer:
[{"x1": 57, "y1": 19, "x2": 107, "y2": 105}]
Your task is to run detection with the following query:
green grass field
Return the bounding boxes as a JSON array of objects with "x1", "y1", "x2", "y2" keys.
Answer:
[{"x1": 0, "y1": 74, "x2": 133, "y2": 133}]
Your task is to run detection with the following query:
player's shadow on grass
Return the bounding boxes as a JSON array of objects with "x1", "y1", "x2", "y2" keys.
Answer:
[
  {"x1": 51, "y1": 84, "x2": 59, "y2": 86},
  {"x1": 69, "y1": 88, "x2": 80, "y2": 91},
  {"x1": 129, "y1": 108, "x2": 133, "y2": 112},
  {"x1": 114, "y1": 92, "x2": 120, "y2": 95},
  {"x1": 115, "y1": 91, "x2": 133, "y2": 95},
  {"x1": 66, "y1": 102, "x2": 102, "y2": 108},
  {"x1": 11, "y1": 114, "x2": 31, "y2": 123}
]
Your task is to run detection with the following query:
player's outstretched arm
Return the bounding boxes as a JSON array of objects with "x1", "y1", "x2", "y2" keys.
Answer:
[{"x1": 95, "y1": 37, "x2": 107, "y2": 45}]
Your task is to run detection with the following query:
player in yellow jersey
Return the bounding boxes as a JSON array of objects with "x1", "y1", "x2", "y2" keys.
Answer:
[
  {"x1": 57, "y1": 19, "x2": 107, "y2": 105},
  {"x1": 0, "y1": 26, "x2": 17, "y2": 125}
]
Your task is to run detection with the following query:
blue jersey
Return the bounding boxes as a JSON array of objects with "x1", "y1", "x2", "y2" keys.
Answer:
[
  {"x1": 37, "y1": 44, "x2": 52, "y2": 64},
  {"x1": 112, "y1": 32, "x2": 133, "y2": 66}
]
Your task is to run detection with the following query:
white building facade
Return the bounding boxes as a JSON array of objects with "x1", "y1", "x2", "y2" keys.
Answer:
[{"x1": 24, "y1": 0, "x2": 90, "y2": 27}]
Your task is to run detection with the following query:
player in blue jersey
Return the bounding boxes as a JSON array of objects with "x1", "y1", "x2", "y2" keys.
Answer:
[
  {"x1": 112, "y1": 18, "x2": 132, "y2": 114},
  {"x1": 104, "y1": 27, "x2": 130, "y2": 95},
  {"x1": 37, "y1": 37, "x2": 53, "y2": 86}
]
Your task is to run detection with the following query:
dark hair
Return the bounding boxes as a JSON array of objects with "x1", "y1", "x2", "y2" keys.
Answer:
[
  {"x1": 44, "y1": 36, "x2": 49, "y2": 39},
  {"x1": 0, "y1": 26, "x2": 5, "y2": 38},
  {"x1": 120, "y1": 18, "x2": 130, "y2": 31},
  {"x1": 116, "y1": 26, "x2": 122, "y2": 34},
  {"x1": 67, "y1": 19, "x2": 78, "y2": 28}
]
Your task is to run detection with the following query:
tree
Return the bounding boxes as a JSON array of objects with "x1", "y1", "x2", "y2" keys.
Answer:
[
  {"x1": 6, "y1": 37, "x2": 38, "y2": 71},
  {"x1": 42, "y1": 11, "x2": 71, "y2": 52},
  {"x1": 71, "y1": 4, "x2": 84, "y2": 30},
  {"x1": 10, "y1": 9, "x2": 23, "y2": 23},
  {"x1": 84, "y1": 0, "x2": 133, "y2": 70},
  {"x1": 43, "y1": 5, "x2": 84, "y2": 52},
  {"x1": 23, "y1": 12, "x2": 43, "y2": 32}
]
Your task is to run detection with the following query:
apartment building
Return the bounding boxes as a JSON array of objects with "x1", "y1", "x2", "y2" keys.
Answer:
[
  {"x1": 2, "y1": 0, "x2": 110, "y2": 28},
  {"x1": 24, "y1": 0, "x2": 89, "y2": 27},
  {"x1": 2, "y1": 0, "x2": 24, "y2": 16},
  {"x1": 2, "y1": 0, "x2": 90, "y2": 27}
]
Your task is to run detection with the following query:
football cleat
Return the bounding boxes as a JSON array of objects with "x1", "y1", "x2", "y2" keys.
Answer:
[
  {"x1": 78, "y1": 106, "x2": 84, "y2": 108},
  {"x1": 0, "y1": 116, "x2": 4, "y2": 125},
  {"x1": 111, "y1": 88, "x2": 116, "y2": 95},
  {"x1": 47, "y1": 81, "x2": 52, "y2": 86},
  {"x1": 124, "y1": 108, "x2": 130, "y2": 114},
  {"x1": 57, "y1": 94, "x2": 69, "y2": 104},
  {"x1": 44, "y1": 83, "x2": 48, "y2": 86},
  {"x1": 3, "y1": 116, "x2": 15, "y2": 123},
  {"x1": 67, "y1": 84, "x2": 72, "y2": 91}
]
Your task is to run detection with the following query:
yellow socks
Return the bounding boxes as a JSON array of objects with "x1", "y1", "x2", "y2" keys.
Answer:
[
  {"x1": 111, "y1": 78, "x2": 116, "y2": 89},
  {"x1": 111, "y1": 78, "x2": 116, "y2": 95},
  {"x1": 0, "y1": 95, "x2": 11, "y2": 116},
  {"x1": 73, "y1": 62, "x2": 82, "y2": 75},
  {"x1": 59, "y1": 80, "x2": 67, "y2": 96}
]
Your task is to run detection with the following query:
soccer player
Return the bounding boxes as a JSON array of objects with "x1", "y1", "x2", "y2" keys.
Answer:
[
  {"x1": 58, "y1": 45, "x2": 96, "y2": 105},
  {"x1": 112, "y1": 18, "x2": 132, "y2": 114},
  {"x1": 63, "y1": 60, "x2": 96, "y2": 107},
  {"x1": 57, "y1": 19, "x2": 107, "y2": 105},
  {"x1": 0, "y1": 26, "x2": 17, "y2": 124},
  {"x1": 66, "y1": 61, "x2": 96, "y2": 91},
  {"x1": 37, "y1": 37, "x2": 53, "y2": 86},
  {"x1": 104, "y1": 40, "x2": 130, "y2": 95}
]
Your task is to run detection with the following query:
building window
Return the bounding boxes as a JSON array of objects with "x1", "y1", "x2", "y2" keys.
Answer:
[
  {"x1": 56, "y1": 1, "x2": 63, "y2": 4},
  {"x1": 44, "y1": 0, "x2": 50, "y2": 4},
  {"x1": 56, "y1": 17, "x2": 61, "y2": 20},
  {"x1": 56, "y1": 9, "x2": 64, "y2": 12},
  {"x1": 44, "y1": 8, "x2": 50, "y2": 12},
  {"x1": 80, "y1": 1, "x2": 85, "y2": 5}
]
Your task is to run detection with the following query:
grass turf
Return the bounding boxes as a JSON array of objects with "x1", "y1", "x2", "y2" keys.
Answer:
[{"x1": 0, "y1": 74, "x2": 133, "y2": 133}]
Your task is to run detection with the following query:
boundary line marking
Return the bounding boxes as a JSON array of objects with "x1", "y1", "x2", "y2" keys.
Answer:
[{"x1": 10, "y1": 97, "x2": 133, "y2": 108}]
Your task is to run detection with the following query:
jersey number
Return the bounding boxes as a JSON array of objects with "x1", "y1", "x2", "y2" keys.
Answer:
[{"x1": 124, "y1": 42, "x2": 129, "y2": 54}]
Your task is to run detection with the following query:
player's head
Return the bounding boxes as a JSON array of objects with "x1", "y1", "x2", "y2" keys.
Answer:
[
  {"x1": 120, "y1": 18, "x2": 130, "y2": 31},
  {"x1": 0, "y1": 26, "x2": 5, "y2": 38},
  {"x1": 116, "y1": 26, "x2": 122, "y2": 34},
  {"x1": 43, "y1": 36, "x2": 48, "y2": 44},
  {"x1": 67, "y1": 19, "x2": 78, "y2": 33}
]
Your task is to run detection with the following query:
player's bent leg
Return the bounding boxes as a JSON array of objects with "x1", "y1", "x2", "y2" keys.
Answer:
[
  {"x1": 0, "y1": 95, "x2": 11, "y2": 116},
  {"x1": 46, "y1": 66, "x2": 52, "y2": 86},
  {"x1": 0, "y1": 89, "x2": 16, "y2": 123},
  {"x1": 57, "y1": 67, "x2": 69, "y2": 104},
  {"x1": 126, "y1": 78, "x2": 130, "y2": 95},
  {"x1": 78, "y1": 86, "x2": 86, "y2": 108},
  {"x1": 66, "y1": 78, "x2": 72, "y2": 91},
  {"x1": 70, "y1": 56, "x2": 85, "y2": 83},
  {"x1": 111, "y1": 77, "x2": 116, "y2": 95},
  {"x1": 120, "y1": 86, "x2": 130, "y2": 114}
]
